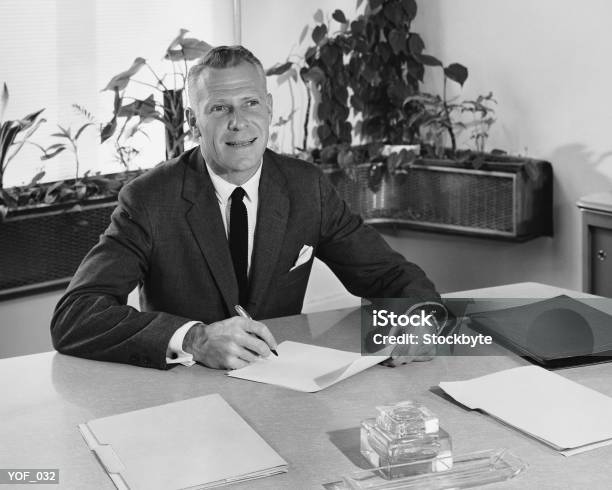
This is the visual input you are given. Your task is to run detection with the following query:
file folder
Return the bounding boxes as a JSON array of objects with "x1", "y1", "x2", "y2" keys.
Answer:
[
  {"x1": 440, "y1": 365, "x2": 612, "y2": 456},
  {"x1": 78, "y1": 394, "x2": 287, "y2": 489},
  {"x1": 468, "y1": 295, "x2": 612, "y2": 368}
]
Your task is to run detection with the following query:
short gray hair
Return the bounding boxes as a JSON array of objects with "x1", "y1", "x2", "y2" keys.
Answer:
[{"x1": 187, "y1": 45, "x2": 266, "y2": 105}]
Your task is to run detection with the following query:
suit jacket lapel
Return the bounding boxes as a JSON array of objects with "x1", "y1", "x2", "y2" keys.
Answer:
[
  {"x1": 182, "y1": 150, "x2": 238, "y2": 315},
  {"x1": 248, "y1": 151, "x2": 289, "y2": 317}
]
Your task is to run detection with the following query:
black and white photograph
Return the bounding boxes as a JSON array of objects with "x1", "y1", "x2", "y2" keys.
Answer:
[{"x1": 1, "y1": 0, "x2": 612, "y2": 488}]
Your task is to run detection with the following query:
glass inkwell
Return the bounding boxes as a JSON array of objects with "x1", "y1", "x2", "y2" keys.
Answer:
[{"x1": 360, "y1": 401, "x2": 452, "y2": 479}]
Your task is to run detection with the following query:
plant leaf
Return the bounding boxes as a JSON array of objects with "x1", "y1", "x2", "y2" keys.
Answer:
[
  {"x1": 277, "y1": 68, "x2": 298, "y2": 86},
  {"x1": 408, "y1": 33, "x2": 425, "y2": 56},
  {"x1": 401, "y1": 0, "x2": 417, "y2": 19},
  {"x1": 0, "y1": 83, "x2": 8, "y2": 123},
  {"x1": 444, "y1": 63, "x2": 469, "y2": 86},
  {"x1": 40, "y1": 146, "x2": 66, "y2": 160},
  {"x1": 265, "y1": 61, "x2": 293, "y2": 76},
  {"x1": 332, "y1": 9, "x2": 348, "y2": 23},
  {"x1": 165, "y1": 39, "x2": 212, "y2": 61},
  {"x1": 165, "y1": 28, "x2": 189, "y2": 53},
  {"x1": 1, "y1": 188, "x2": 18, "y2": 207},
  {"x1": 300, "y1": 66, "x2": 326, "y2": 84},
  {"x1": 51, "y1": 132, "x2": 72, "y2": 139},
  {"x1": 101, "y1": 57, "x2": 146, "y2": 92},
  {"x1": 20, "y1": 108, "x2": 45, "y2": 126},
  {"x1": 299, "y1": 25, "x2": 309, "y2": 44},
  {"x1": 351, "y1": 19, "x2": 365, "y2": 35},
  {"x1": 100, "y1": 117, "x2": 117, "y2": 143},
  {"x1": 75, "y1": 122, "x2": 94, "y2": 140},
  {"x1": 314, "y1": 8, "x2": 324, "y2": 23},
  {"x1": 312, "y1": 24, "x2": 328, "y2": 45},
  {"x1": 118, "y1": 94, "x2": 157, "y2": 119},
  {"x1": 388, "y1": 29, "x2": 405, "y2": 55},
  {"x1": 3, "y1": 116, "x2": 46, "y2": 167},
  {"x1": 419, "y1": 54, "x2": 443, "y2": 66},
  {"x1": 29, "y1": 170, "x2": 45, "y2": 185}
]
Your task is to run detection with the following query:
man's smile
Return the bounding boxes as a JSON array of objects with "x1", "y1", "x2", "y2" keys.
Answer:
[{"x1": 225, "y1": 137, "x2": 257, "y2": 148}]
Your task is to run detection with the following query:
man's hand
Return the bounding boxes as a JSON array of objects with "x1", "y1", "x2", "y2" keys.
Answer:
[{"x1": 183, "y1": 317, "x2": 278, "y2": 370}]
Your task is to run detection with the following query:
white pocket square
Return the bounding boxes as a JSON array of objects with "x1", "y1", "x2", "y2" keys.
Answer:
[{"x1": 290, "y1": 244, "x2": 313, "y2": 271}]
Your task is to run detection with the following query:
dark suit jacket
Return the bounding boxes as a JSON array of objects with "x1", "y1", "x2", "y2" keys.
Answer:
[{"x1": 51, "y1": 148, "x2": 438, "y2": 369}]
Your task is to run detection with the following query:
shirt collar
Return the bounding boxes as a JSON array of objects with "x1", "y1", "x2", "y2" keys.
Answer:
[{"x1": 205, "y1": 160, "x2": 263, "y2": 204}]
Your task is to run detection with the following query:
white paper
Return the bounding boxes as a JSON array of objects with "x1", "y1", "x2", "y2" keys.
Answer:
[
  {"x1": 79, "y1": 394, "x2": 287, "y2": 489},
  {"x1": 439, "y1": 365, "x2": 612, "y2": 456},
  {"x1": 227, "y1": 341, "x2": 388, "y2": 392}
]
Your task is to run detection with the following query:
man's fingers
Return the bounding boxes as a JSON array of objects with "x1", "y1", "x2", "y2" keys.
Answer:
[
  {"x1": 226, "y1": 356, "x2": 249, "y2": 370},
  {"x1": 243, "y1": 321, "x2": 278, "y2": 350},
  {"x1": 238, "y1": 332, "x2": 271, "y2": 357}
]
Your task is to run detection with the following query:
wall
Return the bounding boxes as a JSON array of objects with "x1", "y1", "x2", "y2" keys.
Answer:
[
  {"x1": 0, "y1": 288, "x2": 140, "y2": 360},
  {"x1": 242, "y1": 0, "x2": 612, "y2": 293}
]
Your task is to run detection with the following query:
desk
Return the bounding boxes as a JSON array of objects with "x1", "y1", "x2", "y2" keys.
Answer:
[{"x1": 1, "y1": 282, "x2": 611, "y2": 489}]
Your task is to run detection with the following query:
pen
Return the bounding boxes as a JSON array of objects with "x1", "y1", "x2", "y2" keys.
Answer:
[{"x1": 234, "y1": 305, "x2": 279, "y2": 357}]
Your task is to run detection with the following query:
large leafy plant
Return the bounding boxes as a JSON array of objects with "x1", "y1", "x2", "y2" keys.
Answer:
[
  {"x1": 100, "y1": 29, "x2": 211, "y2": 160},
  {"x1": 307, "y1": 0, "x2": 468, "y2": 147},
  {"x1": 268, "y1": 0, "x2": 473, "y2": 172}
]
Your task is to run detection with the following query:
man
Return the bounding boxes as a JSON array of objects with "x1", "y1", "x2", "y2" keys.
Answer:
[{"x1": 51, "y1": 45, "x2": 439, "y2": 370}]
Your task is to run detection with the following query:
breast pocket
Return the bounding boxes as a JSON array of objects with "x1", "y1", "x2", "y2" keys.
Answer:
[{"x1": 281, "y1": 260, "x2": 313, "y2": 286}]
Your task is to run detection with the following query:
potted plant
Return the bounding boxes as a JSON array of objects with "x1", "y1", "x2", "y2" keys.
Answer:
[
  {"x1": 100, "y1": 29, "x2": 211, "y2": 159},
  {"x1": 268, "y1": 0, "x2": 552, "y2": 240}
]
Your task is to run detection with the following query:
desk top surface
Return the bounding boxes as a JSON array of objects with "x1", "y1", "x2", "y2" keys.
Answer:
[{"x1": 1, "y1": 282, "x2": 611, "y2": 489}]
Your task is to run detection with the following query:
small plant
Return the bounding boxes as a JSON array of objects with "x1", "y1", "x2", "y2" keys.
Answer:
[
  {"x1": 0, "y1": 83, "x2": 45, "y2": 189},
  {"x1": 100, "y1": 29, "x2": 211, "y2": 160},
  {"x1": 38, "y1": 119, "x2": 95, "y2": 181},
  {"x1": 405, "y1": 91, "x2": 496, "y2": 159},
  {"x1": 458, "y1": 92, "x2": 497, "y2": 153}
]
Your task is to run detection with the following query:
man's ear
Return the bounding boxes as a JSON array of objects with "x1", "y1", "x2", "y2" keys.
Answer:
[
  {"x1": 185, "y1": 107, "x2": 199, "y2": 137},
  {"x1": 266, "y1": 93, "x2": 273, "y2": 124}
]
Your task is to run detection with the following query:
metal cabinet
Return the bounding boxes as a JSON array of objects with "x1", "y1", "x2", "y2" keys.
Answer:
[{"x1": 578, "y1": 193, "x2": 612, "y2": 297}]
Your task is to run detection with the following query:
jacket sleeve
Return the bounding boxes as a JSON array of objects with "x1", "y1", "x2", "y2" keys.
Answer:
[
  {"x1": 50, "y1": 183, "x2": 191, "y2": 369},
  {"x1": 315, "y1": 171, "x2": 441, "y2": 304}
]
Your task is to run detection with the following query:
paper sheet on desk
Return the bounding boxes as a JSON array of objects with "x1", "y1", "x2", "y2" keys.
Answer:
[
  {"x1": 227, "y1": 341, "x2": 388, "y2": 392},
  {"x1": 439, "y1": 365, "x2": 612, "y2": 456}
]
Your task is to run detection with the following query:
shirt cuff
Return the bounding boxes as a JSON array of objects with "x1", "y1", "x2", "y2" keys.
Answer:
[{"x1": 166, "y1": 321, "x2": 201, "y2": 366}]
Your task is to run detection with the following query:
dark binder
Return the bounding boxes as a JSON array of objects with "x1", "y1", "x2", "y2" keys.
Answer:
[{"x1": 468, "y1": 295, "x2": 612, "y2": 368}]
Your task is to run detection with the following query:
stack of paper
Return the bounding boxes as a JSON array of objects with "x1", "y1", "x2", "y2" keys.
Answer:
[
  {"x1": 439, "y1": 366, "x2": 612, "y2": 455},
  {"x1": 228, "y1": 341, "x2": 388, "y2": 392},
  {"x1": 79, "y1": 394, "x2": 287, "y2": 489}
]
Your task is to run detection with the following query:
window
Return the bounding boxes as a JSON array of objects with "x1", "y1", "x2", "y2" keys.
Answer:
[{"x1": 0, "y1": 0, "x2": 236, "y2": 187}]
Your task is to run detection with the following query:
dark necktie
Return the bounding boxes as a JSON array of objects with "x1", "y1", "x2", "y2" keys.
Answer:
[{"x1": 229, "y1": 187, "x2": 249, "y2": 305}]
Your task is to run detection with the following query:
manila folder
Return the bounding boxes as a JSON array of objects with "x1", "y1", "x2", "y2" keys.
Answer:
[
  {"x1": 439, "y1": 365, "x2": 612, "y2": 456},
  {"x1": 78, "y1": 393, "x2": 287, "y2": 489}
]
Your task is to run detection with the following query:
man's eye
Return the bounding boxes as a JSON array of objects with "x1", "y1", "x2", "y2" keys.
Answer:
[
  {"x1": 211, "y1": 105, "x2": 228, "y2": 113},
  {"x1": 246, "y1": 100, "x2": 260, "y2": 107}
]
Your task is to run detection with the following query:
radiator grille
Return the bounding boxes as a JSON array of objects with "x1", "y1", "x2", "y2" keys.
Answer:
[
  {"x1": 330, "y1": 164, "x2": 517, "y2": 235},
  {"x1": 0, "y1": 203, "x2": 115, "y2": 291}
]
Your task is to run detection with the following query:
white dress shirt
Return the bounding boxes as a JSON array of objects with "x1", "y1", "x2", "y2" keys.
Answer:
[{"x1": 166, "y1": 161, "x2": 262, "y2": 366}]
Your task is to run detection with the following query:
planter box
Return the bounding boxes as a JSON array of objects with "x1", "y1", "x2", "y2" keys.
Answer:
[
  {"x1": 0, "y1": 197, "x2": 117, "y2": 299},
  {"x1": 326, "y1": 154, "x2": 553, "y2": 241}
]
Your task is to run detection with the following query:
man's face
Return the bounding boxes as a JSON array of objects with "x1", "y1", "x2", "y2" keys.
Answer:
[{"x1": 187, "y1": 62, "x2": 272, "y2": 184}]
